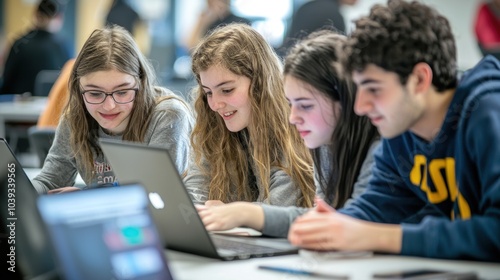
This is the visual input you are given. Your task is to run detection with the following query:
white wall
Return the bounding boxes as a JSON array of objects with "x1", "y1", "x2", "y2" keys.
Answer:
[{"x1": 342, "y1": 0, "x2": 483, "y2": 70}]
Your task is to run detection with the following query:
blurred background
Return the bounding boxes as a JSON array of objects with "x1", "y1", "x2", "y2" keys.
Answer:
[
  {"x1": 0, "y1": 0, "x2": 489, "y2": 167},
  {"x1": 0, "y1": 0, "x2": 486, "y2": 91}
]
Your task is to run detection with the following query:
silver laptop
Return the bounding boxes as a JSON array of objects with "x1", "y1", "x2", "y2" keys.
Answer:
[
  {"x1": 36, "y1": 183, "x2": 174, "y2": 280},
  {"x1": 99, "y1": 139, "x2": 299, "y2": 261},
  {"x1": 0, "y1": 138, "x2": 60, "y2": 280}
]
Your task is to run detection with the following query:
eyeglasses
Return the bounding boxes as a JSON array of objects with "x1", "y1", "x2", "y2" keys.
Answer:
[{"x1": 81, "y1": 88, "x2": 138, "y2": 104}]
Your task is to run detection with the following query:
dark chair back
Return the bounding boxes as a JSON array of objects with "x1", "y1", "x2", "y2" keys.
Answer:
[
  {"x1": 28, "y1": 126, "x2": 56, "y2": 167},
  {"x1": 34, "y1": 70, "x2": 61, "y2": 97}
]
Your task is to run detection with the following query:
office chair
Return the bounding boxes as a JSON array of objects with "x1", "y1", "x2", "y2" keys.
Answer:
[
  {"x1": 28, "y1": 126, "x2": 56, "y2": 167},
  {"x1": 33, "y1": 70, "x2": 61, "y2": 97}
]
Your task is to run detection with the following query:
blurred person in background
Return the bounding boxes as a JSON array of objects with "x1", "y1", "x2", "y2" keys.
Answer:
[
  {"x1": 105, "y1": 0, "x2": 151, "y2": 57},
  {"x1": 0, "y1": 0, "x2": 71, "y2": 96},
  {"x1": 185, "y1": 0, "x2": 251, "y2": 52},
  {"x1": 474, "y1": 0, "x2": 500, "y2": 60},
  {"x1": 36, "y1": 58, "x2": 75, "y2": 128},
  {"x1": 106, "y1": 0, "x2": 140, "y2": 34},
  {"x1": 278, "y1": 0, "x2": 358, "y2": 57}
]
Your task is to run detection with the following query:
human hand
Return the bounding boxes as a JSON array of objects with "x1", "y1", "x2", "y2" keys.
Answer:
[
  {"x1": 288, "y1": 199, "x2": 401, "y2": 252},
  {"x1": 205, "y1": 200, "x2": 225, "y2": 207},
  {"x1": 313, "y1": 196, "x2": 334, "y2": 212},
  {"x1": 47, "y1": 186, "x2": 81, "y2": 194},
  {"x1": 197, "y1": 202, "x2": 264, "y2": 232}
]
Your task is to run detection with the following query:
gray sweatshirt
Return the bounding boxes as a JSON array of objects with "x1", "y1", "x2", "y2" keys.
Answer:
[
  {"x1": 32, "y1": 95, "x2": 193, "y2": 194},
  {"x1": 260, "y1": 140, "x2": 381, "y2": 237},
  {"x1": 183, "y1": 156, "x2": 302, "y2": 206}
]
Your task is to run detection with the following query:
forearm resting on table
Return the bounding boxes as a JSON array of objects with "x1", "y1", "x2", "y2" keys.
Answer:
[
  {"x1": 237, "y1": 202, "x2": 265, "y2": 231},
  {"x1": 365, "y1": 222, "x2": 402, "y2": 253}
]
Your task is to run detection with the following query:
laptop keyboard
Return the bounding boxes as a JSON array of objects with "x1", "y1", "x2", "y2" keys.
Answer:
[{"x1": 211, "y1": 235, "x2": 285, "y2": 255}]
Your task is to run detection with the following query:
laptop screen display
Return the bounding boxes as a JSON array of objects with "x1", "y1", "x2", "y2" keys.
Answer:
[
  {"x1": 99, "y1": 139, "x2": 299, "y2": 261},
  {"x1": 37, "y1": 184, "x2": 174, "y2": 280}
]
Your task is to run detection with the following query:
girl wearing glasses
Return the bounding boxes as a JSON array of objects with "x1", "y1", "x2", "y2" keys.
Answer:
[
  {"x1": 184, "y1": 23, "x2": 315, "y2": 208},
  {"x1": 196, "y1": 30, "x2": 380, "y2": 237},
  {"x1": 32, "y1": 25, "x2": 194, "y2": 194}
]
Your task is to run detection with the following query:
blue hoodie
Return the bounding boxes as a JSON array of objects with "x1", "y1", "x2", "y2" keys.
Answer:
[{"x1": 340, "y1": 55, "x2": 500, "y2": 261}]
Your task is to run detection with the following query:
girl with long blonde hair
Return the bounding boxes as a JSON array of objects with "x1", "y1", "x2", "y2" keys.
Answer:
[
  {"x1": 184, "y1": 23, "x2": 315, "y2": 208},
  {"x1": 196, "y1": 30, "x2": 380, "y2": 237}
]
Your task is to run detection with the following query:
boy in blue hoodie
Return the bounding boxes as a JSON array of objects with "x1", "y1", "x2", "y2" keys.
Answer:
[{"x1": 288, "y1": 0, "x2": 500, "y2": 261}]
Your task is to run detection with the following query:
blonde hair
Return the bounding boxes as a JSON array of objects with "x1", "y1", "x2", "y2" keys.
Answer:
[
  {"x1": 65, "y1": 25, "x2": 186, "y2": 181},
  {"x1": 190, "y1": 23, "x2": 315, "y2": 207}
]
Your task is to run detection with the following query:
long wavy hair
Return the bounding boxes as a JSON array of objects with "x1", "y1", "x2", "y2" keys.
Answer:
[
  {"x1": 190, "y1": 23, "x2": 315, "y2": 207},
  {"x1": 64, "y1": 25, "x2": 182, "y2": 181},
  {"x1": 284, "y1": 30, "x2": 379, "y2": 208}
]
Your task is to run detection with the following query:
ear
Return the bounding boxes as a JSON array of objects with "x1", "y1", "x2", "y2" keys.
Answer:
[{"x1": 411, "y1": 62, "x2": 433, "y2": 95}]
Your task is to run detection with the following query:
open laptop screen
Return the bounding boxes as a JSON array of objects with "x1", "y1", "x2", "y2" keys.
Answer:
[
  {"x1": 0, "y1": 138, "x2": 59, "y2": 280},
  {"x1": 36, "y1": 184, "x2": 174, "y2": 280},
  {"x1": 99, "y1": 139, "x2": 300, "y2": 261}
]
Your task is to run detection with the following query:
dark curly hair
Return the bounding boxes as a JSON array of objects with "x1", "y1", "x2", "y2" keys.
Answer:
[{"x1": 344, "y1": 0, "x2": 457, "y2": 92}]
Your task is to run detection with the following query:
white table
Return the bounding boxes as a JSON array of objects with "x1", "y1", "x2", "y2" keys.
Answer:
[
  {"x1": 0, "y1": 97, "x2": 47, "y2": 138},
  {"x1": 166, "y1": 250, "x2": 500, "y2": 280}
]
